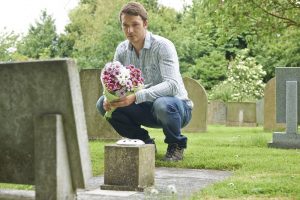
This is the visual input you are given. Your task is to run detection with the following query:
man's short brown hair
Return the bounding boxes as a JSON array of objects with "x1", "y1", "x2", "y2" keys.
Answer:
[{"x1": 119, "y1": 2, "x2": 148, "y2": 22}]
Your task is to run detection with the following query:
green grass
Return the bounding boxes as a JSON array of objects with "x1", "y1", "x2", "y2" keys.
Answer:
[
  {"x1": 2, "y1": 125, "x2": 300, "y2": 199},
  {"x1": 90, "y1": 125, "x2": 300, "y2": 199}
]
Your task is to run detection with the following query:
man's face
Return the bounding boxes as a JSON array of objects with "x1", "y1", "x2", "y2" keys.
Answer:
[{"x1": 121, "y1": 14, "x2": 147, "y2": 45}]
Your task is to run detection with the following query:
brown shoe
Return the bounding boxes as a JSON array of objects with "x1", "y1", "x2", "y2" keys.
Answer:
[{"x1": 163, "y1": 144, "x2": 184, "y2": 161}]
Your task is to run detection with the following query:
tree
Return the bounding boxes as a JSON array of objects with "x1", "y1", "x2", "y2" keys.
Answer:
[
  {"x1": 194, "y1": 0, "x2": 300, "y2": 38},
  {"x1": 66, "y1": 0, "x2": 127, "y2": 68},
  {"x1": 0, "y1": 30, "x2": 19, "y2": 61},
  {"x1": 186, "y1": 50, "x2": 228, "y2": 89},
  {"x1": 66, "y1": 0, "x2": 178, "y2": 69},
  {"x1": 187, "y1": 0, "x2": 300, "y2": 82},
  {"x1": 17, "y1": 10, "x2": 58, "y2": 59}
]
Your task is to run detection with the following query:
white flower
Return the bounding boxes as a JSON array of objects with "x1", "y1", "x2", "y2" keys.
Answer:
[
  {"x1": 6, "y1": 47, "x2": 17, "y2": 53},
  {"x1": 116, "y1": 67, "x2": 130, "y2": 86},
  {"x1": 228, "y1": 182, "x2": 235, "y2": 187},
  {"x1": 150, "y1": 188, "x2": 159, "y2": 194},
  {"x1": 167, "y1": 184, "x2": 177, "y2": 194}
]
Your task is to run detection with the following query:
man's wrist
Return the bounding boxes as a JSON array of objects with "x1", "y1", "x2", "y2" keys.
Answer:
[{"x1": 135, "y1": 89, "x2": 146, "y2": 104}]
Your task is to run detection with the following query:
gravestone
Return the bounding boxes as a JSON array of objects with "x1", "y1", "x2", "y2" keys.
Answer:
[
  {"x1": 80, "y1": 69, "x2": 119, "y2": 140},
  {"x1": 256, "y1": 98, "x2": 264, "y2": 126},
  {"x1": 208, "y1": 101, "x2": 226, "y2": 125},
  {"x1": 269, "y1": 68, "x2": 300, "y2": 148},
  {"x1": 0, "y1": 60, "x2": 92, "y2": 199},
  {"x1": 182, "y1": 77, "x2": 207, "y2": 132},
  {"x1": 263, "y1": 78, "x2": 285, "y2": 131},
  {"x1": 226, "y1": 102, "x2": 257, "y2": 127},
  {"x1": 101, "y1": 144, "x2": 155, "y2": 191}
]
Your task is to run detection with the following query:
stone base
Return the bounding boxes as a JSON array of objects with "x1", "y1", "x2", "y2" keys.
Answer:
[
  {"x1": 101, "y1": 144, "x2": 155, "y2": 191},
  {"x1": 268, "y1": 132, "x2": 300, "y2": 149},
  {"x1": 100, "y1": 184, "x2": 145, "y2": 192}
]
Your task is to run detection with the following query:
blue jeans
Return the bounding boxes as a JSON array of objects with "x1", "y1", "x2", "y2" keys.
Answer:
[{"x1": 96, "y1": 96, "x2": 192, "y2": 148}]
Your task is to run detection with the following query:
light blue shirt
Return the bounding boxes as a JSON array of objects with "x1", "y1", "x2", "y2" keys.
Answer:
[{"x1": 114, "y1": 31, "x2": 193, "y2": 108}]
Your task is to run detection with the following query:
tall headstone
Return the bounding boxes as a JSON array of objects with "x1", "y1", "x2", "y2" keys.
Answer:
[
  {"x1": 269, "y1": 68, "x2": 300, "y2": 148},
  {"x1": 263, "y1": 78, "x2": 285, "y2": 131},
  {"x1": 182, "y1": 77, "x2": 207, "y2": 132},
  {"x1": 80, "y1": 69, "x2": 119, "y2": 140},
  {"x1": 0, "y1": 60, "x2": 92, "y2": 199}
]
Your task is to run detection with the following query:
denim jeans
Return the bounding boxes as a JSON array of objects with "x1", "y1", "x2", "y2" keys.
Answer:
[{"x1": 96, "y1": 96, "x2": 192, "y2": 148}]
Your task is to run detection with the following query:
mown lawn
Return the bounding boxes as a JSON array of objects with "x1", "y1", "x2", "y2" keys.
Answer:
[
  {"x1": 90, "y1": 125, "x2": 300, "y2": 199},
  {"x1": 2, "y1": 125, "x2": 300, "y2": 199}
]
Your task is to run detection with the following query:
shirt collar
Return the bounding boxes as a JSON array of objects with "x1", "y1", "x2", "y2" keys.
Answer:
[
  {"x1": 143, "y1": 31, "x2": 151, "y2": 49},
  {"x1": 127, "y1": 31, "x2": 151, "y2": 51}
]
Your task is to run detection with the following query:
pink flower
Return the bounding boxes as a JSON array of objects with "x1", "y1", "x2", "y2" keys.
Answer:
[{"x1": 100, "y1": 61, "x2": 144, "y2": 98}]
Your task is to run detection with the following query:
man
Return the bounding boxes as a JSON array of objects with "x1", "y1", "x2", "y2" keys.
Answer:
[{"x1": 96, "y1": 2, "x2": 193, "y2": 161}]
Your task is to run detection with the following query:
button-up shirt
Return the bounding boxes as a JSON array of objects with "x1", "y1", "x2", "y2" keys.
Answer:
[{"x1": 114, "y1": 31, "x2": 193, "y2": 108}]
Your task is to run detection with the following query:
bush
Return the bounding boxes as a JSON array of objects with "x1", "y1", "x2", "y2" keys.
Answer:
[{"x1": 209, "y1": 49, "x2": 266, "y2": 102}]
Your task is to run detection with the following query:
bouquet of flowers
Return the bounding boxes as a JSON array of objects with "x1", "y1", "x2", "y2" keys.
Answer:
[{"x1": 100, "y1": 61, "x2": 144, "y2": 118}]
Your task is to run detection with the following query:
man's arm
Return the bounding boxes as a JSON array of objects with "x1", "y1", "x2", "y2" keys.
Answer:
[{"x1": 135, "y1": 40, "x2": 180, "y2": 104}]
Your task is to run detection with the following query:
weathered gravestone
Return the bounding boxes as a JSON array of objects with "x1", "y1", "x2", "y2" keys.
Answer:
[
  {"x1": 263, "y1": 77, "x2": 286, "y2": 131},
  {"x1": 269, "y1": 68, "x2": 300, "y2": 148},
  {"x1": 208, "y1": 101, "x2": 226, "y2": 125},
  {"x1": 182, "y1": 77, "x2": 207, "y2": 132},
  {"x1": 0, "y1": 60, "x2": 92, "y2": 199},
  {"x1": 80, "y1": 69, "x2": 119, "y2": 140},
  {"x1": 226, "y1": 102, "x2": 257, "y2": 127},
  {"x1": 256, "y1": 98, "x2": 264, "y2": 126}
]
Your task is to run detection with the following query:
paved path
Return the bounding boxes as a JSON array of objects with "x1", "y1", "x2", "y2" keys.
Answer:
[{"x1": 0, "y1": 167, "x2": 231, "y2": 200}]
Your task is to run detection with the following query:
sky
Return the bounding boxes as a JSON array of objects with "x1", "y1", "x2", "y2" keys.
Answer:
[
  {"x1": 158, "y1": 0, "x2": 192, "y2": 11},
  {"x1": 0, "y1": 0, "x2": 79, "y2": 34},
  {"x1": 0, "y1": 0, "x2": 192, "y2": 35}
]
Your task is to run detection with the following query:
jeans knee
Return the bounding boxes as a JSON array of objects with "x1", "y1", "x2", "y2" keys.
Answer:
[
  {"x1": 96, "y1": 96, "x2": 106, "y2": 116},
  {"x1": 153, "y1": 98, "x2": 178, "y2": 121}
]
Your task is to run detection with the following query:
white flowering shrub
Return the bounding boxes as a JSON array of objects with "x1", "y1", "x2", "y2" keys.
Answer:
[{"x1": 210, "y1": 49, "x2": 266, "y2": 102}]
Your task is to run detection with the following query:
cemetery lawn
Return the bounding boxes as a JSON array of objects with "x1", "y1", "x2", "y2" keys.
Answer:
[
  {"x1": 90, "y1": 125, "x2": 300, "y2": 199},
  {"x1": 1, "y1": 125, "x2": 299, "y2": 199}
]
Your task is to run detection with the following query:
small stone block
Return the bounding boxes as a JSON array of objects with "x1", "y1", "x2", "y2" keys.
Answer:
[
  {"x1": 268, "y1": 132, "x2": 300, "y2": 149},
  {"x1": 101, "y1": 144, "x2": 155, "y2": 191}
]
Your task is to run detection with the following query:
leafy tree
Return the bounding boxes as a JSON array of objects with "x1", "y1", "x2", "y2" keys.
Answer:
[
  {"x1": 0, "y1": 30, "x2": 19, "y2": 61},
  {"x1": 62, "y1": 0, "x2": 299, "y2": 94},
  {"x1": 66, "y1": 0, "x2": 178, "y2": 68},
  {"x1": 186, "y1": 50, "x2": 228, "y2": 89},
  {"x1": 188, "y1": 0, "x2": 300, "y2": 83},
  {"x1": 57, "y1": 32, "x2": 75, "y2": 58},
  {"x1": 195, "y1": 0, "x2": 300, "y2": 38},
  {"x1": 66, "y1": 0, "x2": 127, "y2": 68},
  {"x1": 17, "y1": 10, "x2": 58, "y2": 59},
  {"x1": 252, "y1": 28, "x2": 300, "y2": 81}
]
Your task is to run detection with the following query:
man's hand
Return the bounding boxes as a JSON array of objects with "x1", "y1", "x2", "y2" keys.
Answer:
[
  {"x1": 107, "y1": 94, "x2": 136, "y2": 109},
  {"x1": 103, "y1": 99, "x2": 112, "y2": 111}
]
